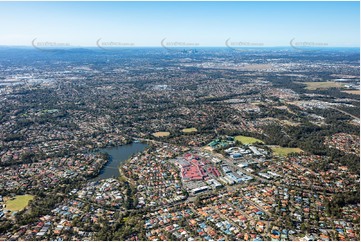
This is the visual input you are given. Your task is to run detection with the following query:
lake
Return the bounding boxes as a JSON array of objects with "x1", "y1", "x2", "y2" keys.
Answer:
[{"x1": 92, "y1": 142, "x2": 148, "y2": 181}]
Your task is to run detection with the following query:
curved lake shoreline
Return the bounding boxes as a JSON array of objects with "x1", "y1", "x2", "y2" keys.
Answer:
[{"x1": 92, "y1": 142, "x2": 148, "y2": 181}]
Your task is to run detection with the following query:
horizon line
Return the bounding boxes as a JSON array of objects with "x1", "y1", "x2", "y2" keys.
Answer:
[{"x1": 0, "y1": 45, "x2": 360, "y2": 49}]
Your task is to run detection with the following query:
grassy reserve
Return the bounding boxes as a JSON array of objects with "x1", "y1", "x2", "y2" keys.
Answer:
[
  {"x1": 152, "y1": 131, "x2": 170, "y2": 137},
  {"x1": 302, "y1": 81, "x2": 344, "y2": 90},
  {"x1": 342, "y1": 90, "x2": 360, "y2": 95},
  {"x1": 5, "y1": 195, "x2": 34, "y2": 212},
  {"x1": 182, "y1": 127, "x2": 197, "y2": 133},
  {"x1": 271, "y1": 146, "x2": 303, "y2": 156},
  {"x1": 235, "y1": 135, "x2": 264, "y2": 144}
]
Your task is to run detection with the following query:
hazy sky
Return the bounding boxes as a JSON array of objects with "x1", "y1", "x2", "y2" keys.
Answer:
[{"x1": 0, "y1": 1, "x2": 359, "y2": 47}]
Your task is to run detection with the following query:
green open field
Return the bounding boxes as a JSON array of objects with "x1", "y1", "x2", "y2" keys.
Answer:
[
  {"x1": 182, "y1": 127, "x2": 197, "y2": 133},
  {"x1": 302, "y1": 81, "x2": 344, "y2": 90},
  {"x1": 271, "y1": 146, "x2": 303, "y2": 156},
  {"x1": 5, "y1": 195, "x2": 34, "y2": 211},
  {"x1": 152, "y1": 131, "x2": 170, "y2": 137},
  {"x1": 235, "y1": 135, "x2": 264, "y2": 144}
]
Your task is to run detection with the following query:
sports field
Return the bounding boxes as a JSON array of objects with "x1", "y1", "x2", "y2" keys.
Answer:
[
  {"x1": 235, "y1": 135, "x2": 264, "y2": 144},
  {"x1": 182, "y1": 127, "x2": 197, "y2": 133},
  {"x1": 271, "y1": 146, "x2": 303, "y2": 156},
  {"x1": 152, "y1": 131, "x2": 170, "y2": 137},
  {"x1": 5, "y1": 195, "x2": 34, "y2": 211}
]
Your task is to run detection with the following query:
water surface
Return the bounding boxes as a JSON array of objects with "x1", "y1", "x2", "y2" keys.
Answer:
[{"x1": 92, "y1": 142, "x2": 148, "y2": 181}]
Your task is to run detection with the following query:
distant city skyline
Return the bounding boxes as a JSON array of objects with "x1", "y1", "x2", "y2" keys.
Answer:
[{"x1": 0, "y1": 1, "x2": 359, "y2": 47}]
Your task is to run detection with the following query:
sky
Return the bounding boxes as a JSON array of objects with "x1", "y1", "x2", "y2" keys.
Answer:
[{"x1": 0, "y1": 1, "x2": 359, "y2": 47}]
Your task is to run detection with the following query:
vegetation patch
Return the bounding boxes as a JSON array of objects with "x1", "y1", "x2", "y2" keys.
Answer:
[
  {"x1": 235, "y1": 135, "x2": 264, "y2": 144},
  {"x1": 5, "y1": 195, "x2": 34, "y2": 212},
  {"x1": 182, "y1": 127, "x2": 197, "y2": 133},
  {"x1": 271, "y1": 146, "x2": 303, "y2": 156},
  {"x1": 152, "y1": 131, "x2": 170, "y2": 137}
]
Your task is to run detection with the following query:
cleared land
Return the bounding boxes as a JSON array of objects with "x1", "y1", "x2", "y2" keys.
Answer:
[
  {"x1": 271, "y1": 146, "x2": 303, "y2": 156},
  {"x1": 281, "y1": 120, "x2": 301, "y2": 127},
  {"x1": 342, "y1": 90, "x2": 360, "y2": 95},
  {"x1": 182, "y1": 127, "x2": 197, "y2": 133},
  {"x1": 240, "y1": 64, "x2": 272, "y2": 71},
  {"x1": 302, "y1": 81, "x2": 344, "y2": 90},
  {"x1": 152, "y1": 132, "x2": 170, "y2": 137},
  {"x1": 235, "y1": 135, "x2": 264, "y2": 144},
  {"x1": 5, "y1": 195, "x2": 34, "y2": 211}
]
